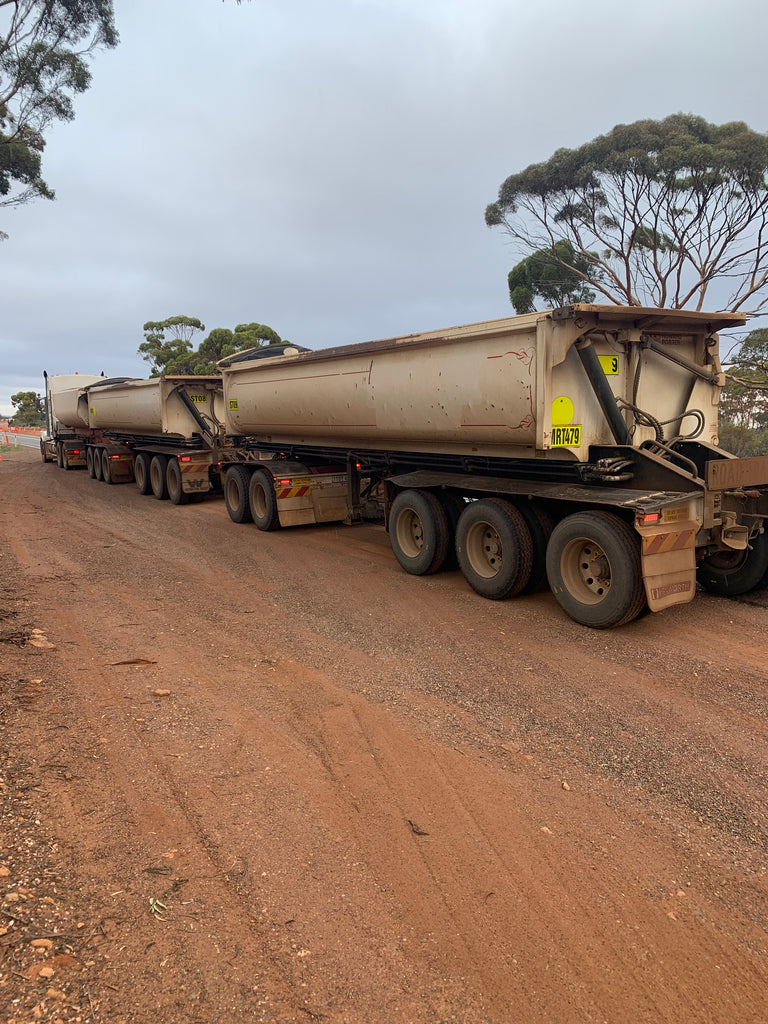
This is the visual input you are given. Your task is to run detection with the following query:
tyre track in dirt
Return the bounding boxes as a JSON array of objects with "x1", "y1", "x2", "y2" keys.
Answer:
[{"x1": 2, "y1": 450, "x2": 768, "y2": 1023}]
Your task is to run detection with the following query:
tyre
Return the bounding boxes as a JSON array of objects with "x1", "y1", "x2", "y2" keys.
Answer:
[
  {"x1": 224, "y1": 465, "x2": 253, "y2": 524},
  {"x1": 439, "y1": 492, "x2": 466, "y2": 569},
  {"x1": 456, "y1": 498, "x2": 533, "y2": 599},
  {"x1": 697, "y1": 529, "x2": 768, "y2": 596},
  {"x1": 546, "y1": 510, "x2": 645, "y2": 628},
  {"x1": 101, "y1": 449, "x2": 114, "y2": 484},
  {"x1": 134, "y1": 453, "x2": 152, "y2": 495},
  {"x1": 86, "y1": 448, "x2": 96, "y2": 478},
  {"x1": 167, "y1": 458, "x2": 189, "y2": 505},
  {"x1": 56, "y1": 444, "x2": 64, "y2": 469},
  {"x1": 249, "y1": 469, "x2": 279, "y2": 530},
  {"x1": 150, "y1": 455, "x2": 168, "y2": 500},
  {"x1": 63, "y1": 449, "x2": 72, "y2": 471},
  {"x1": 92, "y1": 448, "x2": 103, "y2": 481},
  {"x1": 41, "y1": 441, "x2": 52, "y2": 464},
  {"x1": 389, "y1": 489, "x2": 450, "y2": 576},
  {"x1": 510, "y1": 500, "x2": 554, "y2": 594}
]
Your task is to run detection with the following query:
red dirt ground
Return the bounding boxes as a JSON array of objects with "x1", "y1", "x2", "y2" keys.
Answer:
[{"x1": 1, "y1": 446, "x2": 767, "y2": 1023}]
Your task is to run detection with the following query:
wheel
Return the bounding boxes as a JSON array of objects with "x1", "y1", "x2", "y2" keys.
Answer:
[
  {"x1": 167, "y1": 458, "x2": 189, "y2": 505},
  {"x1": 101, "y1": 449, "x2": 114, "y2": 484},
  {"x1": 134, "y1": 453, "x2": 152, "y2": 495},
  {"x1": 456, "y1": 498, "x2": 533, "y2": 599},
  {"x1": 63, "y1": 449, "x2": 72, "y2": 471},
  {"x1": 56, "y1": 443, "x2": 64, "y2": 469},
  {"x1": 439, "y1": 492, "x2": 466, "y2": 569},
  {"x1": 41, "y1": 441, "x2": 52, "y2": 464},
  {"x1": 224, "y1": 465, "x2": 253, "y2": 524},
  {"x1": 389, "y1": 489, "x2": 450, "y2": 576},
  {"x1": 249, "y1": 469, "x2": 280, "y2": 530},
  {"x1": 150, "y1": 455, "x2": 168, "y2": 500},
  {"x1": 697, "y1": 530, "x2": 768, "y2": 596},
  {"x1": 546, "y1": 510, "x2": 645, "y2": 628},
  {"x1": 86, "y1": 448, "x2": 96, "y2": 478},
  {"x1": 510, "y1": 500, "x2": 554, "y2": 594}
]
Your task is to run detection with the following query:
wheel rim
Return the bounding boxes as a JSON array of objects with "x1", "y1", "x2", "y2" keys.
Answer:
[
  {"x1": 252, "y1": 481, "x2": 267, "y2": 519},
  {"x1": 395, "y1": 508, "x2": 424, "y2": 558},
  {"x1": 560, "y1": 537, "x2": 611, "y2": 605},
  {"x1": 225, "y1": 475, "x2": 241, "y2": 509},
  {"x1": 465, "y1": 520, "x2": 503, "y2": 579}
]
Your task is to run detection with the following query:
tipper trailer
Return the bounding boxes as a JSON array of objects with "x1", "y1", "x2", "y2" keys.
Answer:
[
  {"x1": 216, "y1": 304, "x2": 768, "y2": 628},
  {"x1": 42, "y1": 373, "x2": 226, "y2": 501},
  {"x1": 41, "y1": 371, "x2": 108, "y2": 469}
]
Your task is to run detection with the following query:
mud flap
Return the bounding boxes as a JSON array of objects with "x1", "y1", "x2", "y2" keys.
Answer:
[
  {"x1": 179, "y1": 459, "x2": 211, "y2": 493},
  {"x1": 638, "y1": 521, "x2": 698, "y2": 612}
]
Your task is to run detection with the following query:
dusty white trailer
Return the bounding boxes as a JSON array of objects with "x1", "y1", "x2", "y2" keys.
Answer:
[
  {"x1": 41, "y1": 372, "x2": 107, "y2": 468},
  {"x1": 217, "y1": 305, "x2": 768, "y2": 628},
  {"x1": 43, "y1": 374, "x2": 226, "y2": 502},
  {"x1": 80, "y1": 375, "x2": 226, "y2": 501}
]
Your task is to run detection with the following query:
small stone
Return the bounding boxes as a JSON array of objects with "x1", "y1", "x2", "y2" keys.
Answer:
[
  {"x1": 31, "y1": 938, "x2": 54, "y2": 949},
  {"x1": 540, "y1": 826, "x2": 553, "y2": 835},
  {"x1": 38, "y1": 966, "x2": 55, "y2": 979},
  {"x1": 5, "y1": 892, "x2": 20, "y2": 903},
  {"x1": 153, "y1": 689, "x2": 171, "y2": 697},
  {"x1": 0, "y1": 866, "x2": 10, "y2": 877},
  {"x1": 46, "y1": 988, "x2": 66, "y2": 1001},
  {"x1": 562, "y1": 781, "x2": 571, "y2": 791}
]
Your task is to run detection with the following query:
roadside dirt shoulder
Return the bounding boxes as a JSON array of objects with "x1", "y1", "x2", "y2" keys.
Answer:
[{"x1": 1, "y1": 448, "x2": 767, "y2": 1023}]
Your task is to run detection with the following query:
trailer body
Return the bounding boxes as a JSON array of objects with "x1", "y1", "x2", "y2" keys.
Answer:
[
  {"x1": 43, "y1": 374, "x2": 226, "y2": 496},
  {"x1": 217, "y1": 306, "x2": 768, "y2": 627},
  {"x1": 42, "y1": 306, "x2": 768, "y2": 628},
  {"x1": 41, "y1": 373, "x2": 107, "y2": 468}
]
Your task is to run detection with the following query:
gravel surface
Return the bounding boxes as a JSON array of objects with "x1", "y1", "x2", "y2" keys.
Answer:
[{"x1": 1, "y1": 446, "x2": 767, "y2": 1023}]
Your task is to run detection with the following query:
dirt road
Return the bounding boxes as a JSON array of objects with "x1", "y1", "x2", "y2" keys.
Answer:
[{"x1": 1, "y1": 447, "x2": 767, "y2": 1024}]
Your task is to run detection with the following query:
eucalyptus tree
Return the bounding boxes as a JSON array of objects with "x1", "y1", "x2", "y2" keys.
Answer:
[
  {"x1": 486, "y1": 115, "x2": 768, "y2": 313},
  {"x1": 0, "y1": 1, "x2": 118, "y2": 235}
]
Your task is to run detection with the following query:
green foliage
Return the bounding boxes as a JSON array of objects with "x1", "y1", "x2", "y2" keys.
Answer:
[
  {"x1": 0, "y1": 1, "x2": 118, "y2": 233},
  {"x1": 138, "y1": 317, "x2": 286, "y2": 375},
  {"x1": 486, "y1": 114, "x2": 768, "y2": 313},
  {"x1": 718, "y1": 421, "x2": 768, "y2": 458},
  {"x1": 140, "y1": 316, "x2": 206, "y2": 376},
  {"x1": 192, "y1": 322, "x2": 284, "y2": 373},
  {"x1": 10, "y1": 390, "x2": 45, "y2": 428},
  {"x1": 719, "y1": 327, "x2": 768, "y2": 455},
  {"x1": 507, "y1": 239, "x2": 601, "y2": 314}
]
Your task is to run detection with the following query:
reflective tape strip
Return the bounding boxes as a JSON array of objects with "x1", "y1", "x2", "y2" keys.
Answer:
[
  {"x1": 276, "y1": 486, "x2": 311, "y2": 499},
  {"x1": 643, "y1": 529, "x2": 696, "y2": 555}
]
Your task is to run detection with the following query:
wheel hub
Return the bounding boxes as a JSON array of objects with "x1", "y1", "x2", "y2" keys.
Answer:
[{"x1": 575, "y1": 543, "x2": 610, "y2": 597}]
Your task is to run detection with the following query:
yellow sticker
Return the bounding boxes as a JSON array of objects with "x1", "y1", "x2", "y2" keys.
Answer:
[
  {"x1": 598, "y1": 355, "x2": 621, "y2": 375},
  {"x1": 228, "y1": 399, "x2": 239, "y2": 411},
  {"x1": 551, "y1": 425, "x2": 582, "y2": 447},
  {"x1": 189, "y1": 394, "x2": 208, "y2": 404},
  {"x1": 551, "y1": 395, "x2": 575, "y2": 426}
]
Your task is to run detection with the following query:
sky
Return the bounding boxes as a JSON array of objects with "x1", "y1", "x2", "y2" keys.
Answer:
[{"x1": 2, "y1": 0, "x2": 767, "y2": 416}]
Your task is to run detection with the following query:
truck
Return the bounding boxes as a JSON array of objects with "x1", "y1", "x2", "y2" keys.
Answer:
[
  {"x1": 215, "y1": 304, "x2": 768, "y2": 628},
  {"x1": 42, "y1": 304, "x2": 768, "y2": 629},
  {"x1": 42, "y1": 372, "x2": 226, "y2": 502}
]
